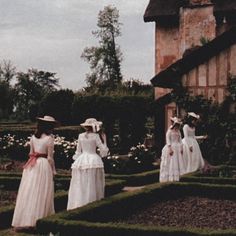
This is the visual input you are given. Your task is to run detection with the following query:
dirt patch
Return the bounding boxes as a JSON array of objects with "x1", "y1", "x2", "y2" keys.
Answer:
[{"x1": 118, "y1": 196, "x2": 236, "y2": 230}]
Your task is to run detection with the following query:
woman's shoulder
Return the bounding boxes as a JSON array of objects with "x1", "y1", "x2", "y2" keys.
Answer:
[
  {"x1": 39, "y1": 134, "x2": 54, "y2": 140},
  {"x1": 183, "y1": 124, "x2": 189, "y2": 128},
  {"x1": 79, "y1": 132, "x2": 98, "y2": 138}
]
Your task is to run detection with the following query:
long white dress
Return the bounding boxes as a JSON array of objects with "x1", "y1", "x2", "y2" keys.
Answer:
[
  {"x1": 67, "y1": 132, "x2": 109, "y2": 210},
  {"x1": 159, "y1": 128, "x2": 186, "y2": 183},
  {"x1": 12, "y1": 134, "x2": 55, "y2": 228},
  {"x1": 182, "y1": 124, "x2": 205, "y2": 173}
]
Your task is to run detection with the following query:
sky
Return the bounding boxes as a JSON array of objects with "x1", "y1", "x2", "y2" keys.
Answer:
[{"x1": 0, "y1": 0, "x2": 155, "y2": 91}]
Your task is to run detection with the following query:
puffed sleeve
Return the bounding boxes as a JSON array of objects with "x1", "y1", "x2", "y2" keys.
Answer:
[
  {"x1": 166, "y1": 129, "x2": 172, "y2": 146},
  {"x1": 195, "y1": 135, "x2": 206, "y2": 140},
  {"x1": 47, "y1": 135, "x2": 56, "y2": 175},
  {"x1": 95, "y1": 133, "x2": 109, "y2": 157},
  {"x1": 29, "y1": 136, "x2": 34, "y2": 155},
  {"x1": 183, "y1": 124, "x2": 193, "y2": 147},
  {"x1": 72, "y1": 134, "x2": 82, "y2": 160}
]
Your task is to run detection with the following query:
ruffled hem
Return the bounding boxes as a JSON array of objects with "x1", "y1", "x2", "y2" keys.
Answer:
[
  {"x1": 71, "y1": 153, "x2": 104, "y2": 170},
  {"x1": 159, "y1": 173, "x2": 180, "y2": 182},
  {"x1": 71, "y1": 164, "x2": 104, "y2": 169}
]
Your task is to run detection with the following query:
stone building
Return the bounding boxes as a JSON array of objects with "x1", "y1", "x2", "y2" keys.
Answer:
[{"x1": 144, "y1": 0, "x2": 236, "y2": 150}]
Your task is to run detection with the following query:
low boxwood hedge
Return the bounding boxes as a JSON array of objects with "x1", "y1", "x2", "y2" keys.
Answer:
[
  {"x1": 0, "y1": 169, "x2": 160, "y2": 190},
  {"x1": 0, "y1": 179, "x2": 125, "y2": 229},
  {"x1": 180, "y1": 165, "x2": 236, "y2": 185},
  {"x1": 36, "y1": 182, "x2": 236, "y2": 236},
  {"x1": 181, "y1": 175, "x2": 236, "y2": 185},
  {"x1": 106, "y1": 169, "x2": 159, "y2": 186}
]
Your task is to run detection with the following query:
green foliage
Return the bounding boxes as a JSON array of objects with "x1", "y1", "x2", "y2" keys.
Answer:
[
  {"x1": 0, "y1": 60, "x2": 16, "y2": 84},
  {"x1": 103, "y1": 144, "x2": 156, "y2": 174},
  {"x1": 13, "y1": 69, "x2": 60, "y2": 121},
  {"x1": 106, "y1": 169, "x2": 159, "y2": 186},
  {"x1": 0, "y1": 82, "x2": 14, "y2": 119},
  {"x1": 0, "y1": 179, "x2": 125, "y2": 229},
  {"x1": 172, "y1": 77, "x2": 236, "y2": 165},
  {"x1": 200, "y1": 36, "x2": 210, "y2": 45},
  {"x1": 0, "y1": 60, "x2": 16, "y2": 119},
  {"x1": 72, "y1": 95, "x2": 153, "y2": 152},
  {"x1": 39, "y1": 89, "x2": 75, "y2": 124},
  {"x1": 81, "y1": 5, "x2": 123, "y2": 92}
]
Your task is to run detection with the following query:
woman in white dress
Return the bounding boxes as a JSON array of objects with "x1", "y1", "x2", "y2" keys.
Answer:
[
  {"x1": 159, "y1": 117, "x2": 186, "y2": 183},
  {"x1": 182, "y1": 112, "x2": 207, "y2": 173},
  {"x1": 12, "y1": 115, "x2": 58, "y2": 230},
  {"x1": 67, "y1": 118, "x2": 109, "y2": 210}
]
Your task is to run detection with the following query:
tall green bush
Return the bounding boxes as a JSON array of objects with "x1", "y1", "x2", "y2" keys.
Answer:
[
  {"x1": 172, "y1": 77, "x2": 236, "y2": 165},
  {"x1": 72, "y1": 95, "x2": 153, "y2": 153}
]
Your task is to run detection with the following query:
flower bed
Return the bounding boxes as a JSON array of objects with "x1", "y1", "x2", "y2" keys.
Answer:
[
  {"x1": 36, "y1": 182, "x2": 236, "y2": 236},
  {"x1": 0, "y1": 133, "x2": 157, "y2": 172}
]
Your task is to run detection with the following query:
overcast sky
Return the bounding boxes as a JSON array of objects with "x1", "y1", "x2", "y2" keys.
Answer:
[{"x1": 0, "y1": 0, "x2": 155, "y2": 91}]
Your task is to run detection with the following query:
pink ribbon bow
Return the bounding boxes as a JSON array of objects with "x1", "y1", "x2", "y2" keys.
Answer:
[{"x1": 23, "y1": 152, "x2": 47, "y2": 169}]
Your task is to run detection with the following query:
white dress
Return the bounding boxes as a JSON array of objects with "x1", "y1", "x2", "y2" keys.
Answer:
[
  {"x1": 182, "y1": 124, "x2": 205, "y2": 173},
  {"x1": 159, "y1": 128, "x2": 186, "y2": 183},
  {"x1": 67, "y1": 132, "x2": 109, "y2": 210},
  {"x1": 12, "y1": 134, "x2": 55, "y2": 228}
]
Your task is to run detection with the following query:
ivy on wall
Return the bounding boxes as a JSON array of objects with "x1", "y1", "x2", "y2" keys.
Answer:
[{"x1": 171, "y1": 76, "x2": 236, "y2": 165}]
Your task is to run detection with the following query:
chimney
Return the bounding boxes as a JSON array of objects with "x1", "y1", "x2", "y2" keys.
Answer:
[{"x1": 179, "y1": 0, "x2": 216, "y2": 56}]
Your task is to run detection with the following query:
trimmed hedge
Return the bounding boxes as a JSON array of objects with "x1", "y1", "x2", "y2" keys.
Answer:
[
  {"x1": 180, "y1": 165, "x2": 236, "y2": 185},
  {"x1": 181, "y1": 175, "x2": 236, "y2": 185},
  {"x1": 0, "y1": 169, "x2": 160, "y2": 190},
  {"x1": 0, "y1": 179, "x2": 125, "y2": 229},
  {"x1": 0, "y1": 177, "x2": 21, "y2": 190},
  {"x1": 36, "y1": 182, "x2": 236, "y2": 236},
  {"x1": 0, "y1": 125, "x2": 81, "y2": 141},
  {"x1": 106, "y1": 169, "x2": 159, "y2": 186}
]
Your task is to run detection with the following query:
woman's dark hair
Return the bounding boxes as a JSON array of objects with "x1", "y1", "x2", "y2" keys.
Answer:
[
  {"x1": 170, "y1": 122, "x2": 180, "y2": 130},
  {"x1": 35, "y1": 121, "x2": 55, "y2": 138},
  {"x1": 186, "y1": 116, "x2": 197, "y2": 127}
]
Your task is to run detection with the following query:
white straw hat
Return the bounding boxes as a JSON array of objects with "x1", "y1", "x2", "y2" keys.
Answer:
[
  {"x1": 170, "y1": 117, "x2": 182, "y2": 128},
  {"x1": 36, "y1": 115, "x2": 58, "y2": 123},
  {"x1": 188, "y1": 112, "x2": 200, "y2": 119},
  {"x1": 80, "y1": 118, "x2": 103, "y2": 132}
]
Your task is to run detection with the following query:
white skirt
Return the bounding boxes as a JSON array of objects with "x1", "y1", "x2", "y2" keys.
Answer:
[
  {"x1": 67, "y1": 168, "x2": 105, "y2": 210},
  {"x1": 12, "y1": 158, "x2": 54, "y2": 227},
  {"x1": 182, "y1": 138, "x2": 205, "y2": 173},
  {"x1": 159, "y1": 143, "x2": 186, "y2": 183}
]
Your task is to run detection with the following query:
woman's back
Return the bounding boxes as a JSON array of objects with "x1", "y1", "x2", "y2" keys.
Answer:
[
  {"x1": 79, "y1": 133, "x2": 98, "y2": 154},
  {"x1": 31, "y1": 134, "x2": 53, "y2": 154}
]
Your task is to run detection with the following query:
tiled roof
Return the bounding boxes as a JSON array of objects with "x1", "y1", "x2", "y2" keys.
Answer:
[{"x1": 144, "y1": 0, "x2": 236, "y2": 22}]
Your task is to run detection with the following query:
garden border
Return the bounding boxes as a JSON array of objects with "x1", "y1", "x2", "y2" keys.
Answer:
[{"x1": 36, "y1": 182, "x2": 236, "y2": 236}]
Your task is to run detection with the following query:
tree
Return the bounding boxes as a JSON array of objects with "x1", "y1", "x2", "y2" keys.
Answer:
[
  {"x1": 14, "y1": 69, "x2": 60, "y2": 120},
  {"x1": 39, "y1": 89, "x2": 75, "y2": 124},
  {"x1": 0, "y1": 60, "x2": 16, "y2": 119},
  {"x1": 81, "y1": 5, "x2": 123, "y2": 92},
  {"x1": 0, "y1": 82, "x2": 14, "y2": 119},
  {"x1": 0, "y1": 60, "x2": 16, "y2": 84}
]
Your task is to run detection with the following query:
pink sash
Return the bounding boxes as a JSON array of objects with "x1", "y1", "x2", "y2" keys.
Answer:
[{"x1": 23, "y1": 152, "x2": 47, "y2": 169}]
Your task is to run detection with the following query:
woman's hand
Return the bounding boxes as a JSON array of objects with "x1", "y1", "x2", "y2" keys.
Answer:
[
  {"x1": 169, "y1": 147, "x2": 174, "y2": 156},
  {"x1": 189, "y1": 146, "x2": 193, "y2": 152}
]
